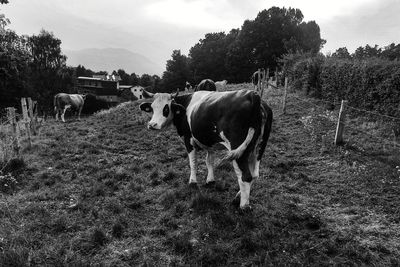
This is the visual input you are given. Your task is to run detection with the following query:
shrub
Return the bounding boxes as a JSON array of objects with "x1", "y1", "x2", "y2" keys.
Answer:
[{"x1": 283, "y1": 54, "x2": 400, "y2": 117}]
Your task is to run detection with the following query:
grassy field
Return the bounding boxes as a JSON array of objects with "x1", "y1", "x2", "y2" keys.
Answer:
[{"x1": 1, "y1": 83, "x2": 400, "y2": 266}]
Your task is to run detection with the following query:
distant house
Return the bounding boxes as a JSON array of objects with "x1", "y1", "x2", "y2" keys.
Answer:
[
  {"x1": 76, "y1": 75, "x2": 145, "y2": 104},
  {"x1": 130, "y1": 86, "x2": 144, "y2": 100},
  {"x1": 76, "y1": 75, "x2": 122, "y2": 104}
]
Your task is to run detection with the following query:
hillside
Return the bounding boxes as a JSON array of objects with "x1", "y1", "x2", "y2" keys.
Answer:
[
  {"x1": 1, "y1": 84, "x2": 400, "y2": 266},
  {"x1": 65, "y1": 48, "x2": 164, "y2": 75}
]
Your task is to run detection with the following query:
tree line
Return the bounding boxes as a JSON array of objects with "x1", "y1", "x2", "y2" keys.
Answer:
[
  {"x1": 330, "y1": 44, "x2": 400, "y2": 61},
  {"x1": 160, "y1": 7, "x2": 326, "y2": 92},
  {"x1": 1, "y1": 3, "x2": 327, "y2": 111}
]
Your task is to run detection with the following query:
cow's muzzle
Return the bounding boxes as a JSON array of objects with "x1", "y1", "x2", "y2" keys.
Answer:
[{"x1": 147, "y1": 122, "x2": 159, "y2": 130}]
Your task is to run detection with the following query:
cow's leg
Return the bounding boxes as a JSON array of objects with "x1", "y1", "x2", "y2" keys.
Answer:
[
  {"x1": 61, "y1": 106, "x2": 69, "y2": 123},
  {"x1": 233, "y1": 158, "x2": 253, "y2": 208},
  {"x1": 188, "y1": 149, "x2": 197, "y2": 185},
  {"x1": 55, "y1": 109, "x2": 59, "y2": 121},
  {"x1": 248, "y1": 149, "x2": 258, "y2": 179},
  {"x1": 78, "y1": 106, "x2": 82, "y2": 120},
  {"x1": 205, "y1": 150, "x2": 215, "y2": 184}
]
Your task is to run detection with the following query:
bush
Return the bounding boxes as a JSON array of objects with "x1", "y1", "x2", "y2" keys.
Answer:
[{"x1": 283, "y1": 54, "x2": 400, "y2": 117}]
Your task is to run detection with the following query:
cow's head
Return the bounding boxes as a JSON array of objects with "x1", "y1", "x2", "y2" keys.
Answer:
[{"x1": 139, "y1": 90, "x2": 185, "y2": 130}]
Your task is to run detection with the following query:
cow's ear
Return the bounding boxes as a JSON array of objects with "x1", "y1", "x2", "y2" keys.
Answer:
[
  {"x1": 139, "y1": 102, "x2": 153, "y2": 113},
  {"x1": 142, "y1": 90, "x2": 154, "y2": 99},
  {"x1": 171, "y1": 103, "x2": 185, "y2": 116}
]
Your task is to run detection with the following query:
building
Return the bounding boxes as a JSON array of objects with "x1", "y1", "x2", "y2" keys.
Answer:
[
  {"x1": 76, "y1": 75, "x2": 121, "y2": 104},
  {"x1": 130, "y1": 86, "x2": 144, "y2": 100}
]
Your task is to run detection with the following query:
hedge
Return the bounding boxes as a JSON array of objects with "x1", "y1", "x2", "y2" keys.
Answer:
[{"x1": 286, "y1": 55, "x2": 400, "y2": 117}]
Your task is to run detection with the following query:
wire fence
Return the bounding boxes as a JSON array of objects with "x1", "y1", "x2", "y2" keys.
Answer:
[{"x1": 274, "y1": 84, "x2": 400, "y2": 158}]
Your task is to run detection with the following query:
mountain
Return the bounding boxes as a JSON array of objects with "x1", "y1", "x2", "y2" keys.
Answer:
[{"x1": 65, "y1": 48, "x2": 164, "y2": 76}]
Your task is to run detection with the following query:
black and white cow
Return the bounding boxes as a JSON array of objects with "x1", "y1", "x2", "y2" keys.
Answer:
[
  {"x1": 194, "y1": 79, "x2": 216, "y2": 92},
  {"x1": 185, "y1": 81, "x2": 192, "y2": 91},
  {"x1": 139, "y1": 89, "x2": 273, "y2": 209},
  {"x1": 54, "y1": 93, "x2": 86, "y2": 122}
]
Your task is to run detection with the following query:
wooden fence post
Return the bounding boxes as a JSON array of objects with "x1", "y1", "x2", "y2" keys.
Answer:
[
  {"x1": 282, "y1": 77, "x2": 288, "y2": 114},
  {"x1": 260, "y1": 69, "x2": 266, "y2": 98},
  {"x1": 27, "y1": 98, "x2": 37, "y2": 135},
  {"x1": 335, "y1": 100, "x2": 348, "y2": 145},
  {"x1": 6, "y1": 107, "x2": 20, "y2": 157},
  {"x1": 21, "y1": 98, "x2": 32, "y2": 149}
]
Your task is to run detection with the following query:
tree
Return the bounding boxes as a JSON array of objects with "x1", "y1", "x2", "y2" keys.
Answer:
[
  {"x1": 161, "y1": 50, "x2": 191, "y2": 92},
  {"x1": 130, "y1": 73, "x2": 140, "y2": 86},
  {"x1": 189, "y1": 32, "x2": 229, "y2": 82},
  {"x1": 381, "y1": 43, "x2": 400, "y2": 61},
  {"x1": 331, "y1": 47, "x2": 351, "y2": 59},
  {"x1": 0, "y1": 0, "x2": 10, "y2": 32},
  {"x1": 27, "y1": 30, "x2": 69, "y2": 110},
  {"x1": 139, "y1": 74, "x2": 153, "y2": 87},
  {"x1": 0, "y1": 30, "x2": 31, "y2": 108},
  {"x1": 299, "y1": 21, "x2": 326, "y2": 53},
  {"x1": 75, "y1": 65, "x2": 94, "y2": 77},
  {"x1": 224, "y1": 7, "x2": 325, "y2": 82},
  {"x1": 352, "y1": 44, "x2": 381, "y2": 59},
  {"x1": 116, "y1": 69, "x2": 130, "y2": 85}
]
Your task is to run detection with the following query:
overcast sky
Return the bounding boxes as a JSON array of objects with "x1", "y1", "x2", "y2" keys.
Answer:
[{"x1": 2, "y1": 0, "x2": 400, "y2": 70}]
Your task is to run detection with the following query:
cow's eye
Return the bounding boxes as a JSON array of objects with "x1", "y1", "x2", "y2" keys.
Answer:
[{"x1": 163, "y1": 104, "x2": 169, "y2": 117}]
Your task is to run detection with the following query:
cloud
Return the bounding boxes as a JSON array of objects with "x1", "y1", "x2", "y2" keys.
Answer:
[
  {"x1": 321, "y1": 0, "x2": 400, "y2": 53},
  {"x1": 3, "y1": 0, "x2": 397, "y2": 68}
]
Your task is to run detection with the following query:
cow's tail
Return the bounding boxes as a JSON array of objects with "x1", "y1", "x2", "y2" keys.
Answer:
[
  {"x1": 257, "y1": 101, "x2": 273, "y2": 161},
  {"x1": 220, "y1": 92, "x2": 261, "y2": 163}
]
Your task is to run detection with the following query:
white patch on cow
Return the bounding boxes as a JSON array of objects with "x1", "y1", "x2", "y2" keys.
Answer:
[
  {"x1": 239, "y1": 179, "x2": 251, "y2": 208},
  {"x1": 254, "y1": 160, "x2": 260, "y2": 178},
  {"x1": 61, "y1": 105, "x2": 71, "y2": 123},
  {"x1": 219, "y1": 128, "x2": 255, "y2": 161},
  {"x1": 219, "y1": 131, "x2": 231, "y2": 150},
  {"x1": 205, "y1": 151, "x2": 215, "y2": 183},
  {"x1": 186, "y1": 91, "x2": 213, "y2": 132},
  {"x1": 233, "y1": 160, "x2": 251, "y2": 208},
  {"x1": 192, "y1": 137, "x2": 208, "y2": 150},
  {"x1": 148, "y1": 93, "x2": 173, "y2": 130},
  {"x1": 188, "y1": 150, "x2": 197, "y2": 184}
]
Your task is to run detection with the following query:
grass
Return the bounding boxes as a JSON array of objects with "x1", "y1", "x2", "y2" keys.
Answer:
[{"x1": 0, "y1": 83, "x2": 399, "y2": 266}]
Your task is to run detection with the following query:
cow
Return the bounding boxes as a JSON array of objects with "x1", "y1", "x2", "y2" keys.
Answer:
[
  {"x1": 185, "y1": 81, "x2": 192, "y2": 91},
  {"x1": 215, "y1": 80, "x2": 228, "y2": 91},
  {"x1": 194, "y1": 79, "x2": 216, "y2": 92},
  {"x1": 251, "y1": 69, "x2": 265, "y2": 91},
  {"x1": 139, "y1": 89, "x2": 273, "y2": 210},
  {"x1": 54, "y1": 93, "x2": 86, "y2": 122}
]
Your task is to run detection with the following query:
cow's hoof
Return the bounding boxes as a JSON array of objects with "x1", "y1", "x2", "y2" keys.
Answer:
[
  {"x1": 239, "y1": 205, "x2": 253, "y2": 214},
  {"x1": 188, "y1": 183, "x2": 199, "y2": 190},
  {"x1": 203, "y1": 181, "x2": 216, "y2": 188},
  {"x1": 231, "y1": 194, "x2": 240, "y2": 208}
]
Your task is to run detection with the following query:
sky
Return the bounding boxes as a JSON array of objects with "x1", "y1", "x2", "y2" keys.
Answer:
[{"x1": 2, "y1": 0, "x2": 400, "y2": 71}]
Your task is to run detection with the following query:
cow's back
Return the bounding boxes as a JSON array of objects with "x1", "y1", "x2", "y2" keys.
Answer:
[
  {"x1": 196, "y1": 79, "x2": 216, "y2": 92},
  {"x1": 54, "y1": 93, "x2": 84, "y2": 109},
  {"x1": 189, "y1": 90, "x2": 261, "y2": 147},
  {"x1": 69, "y1": 94, "x2": 84, "y2": 108}
]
